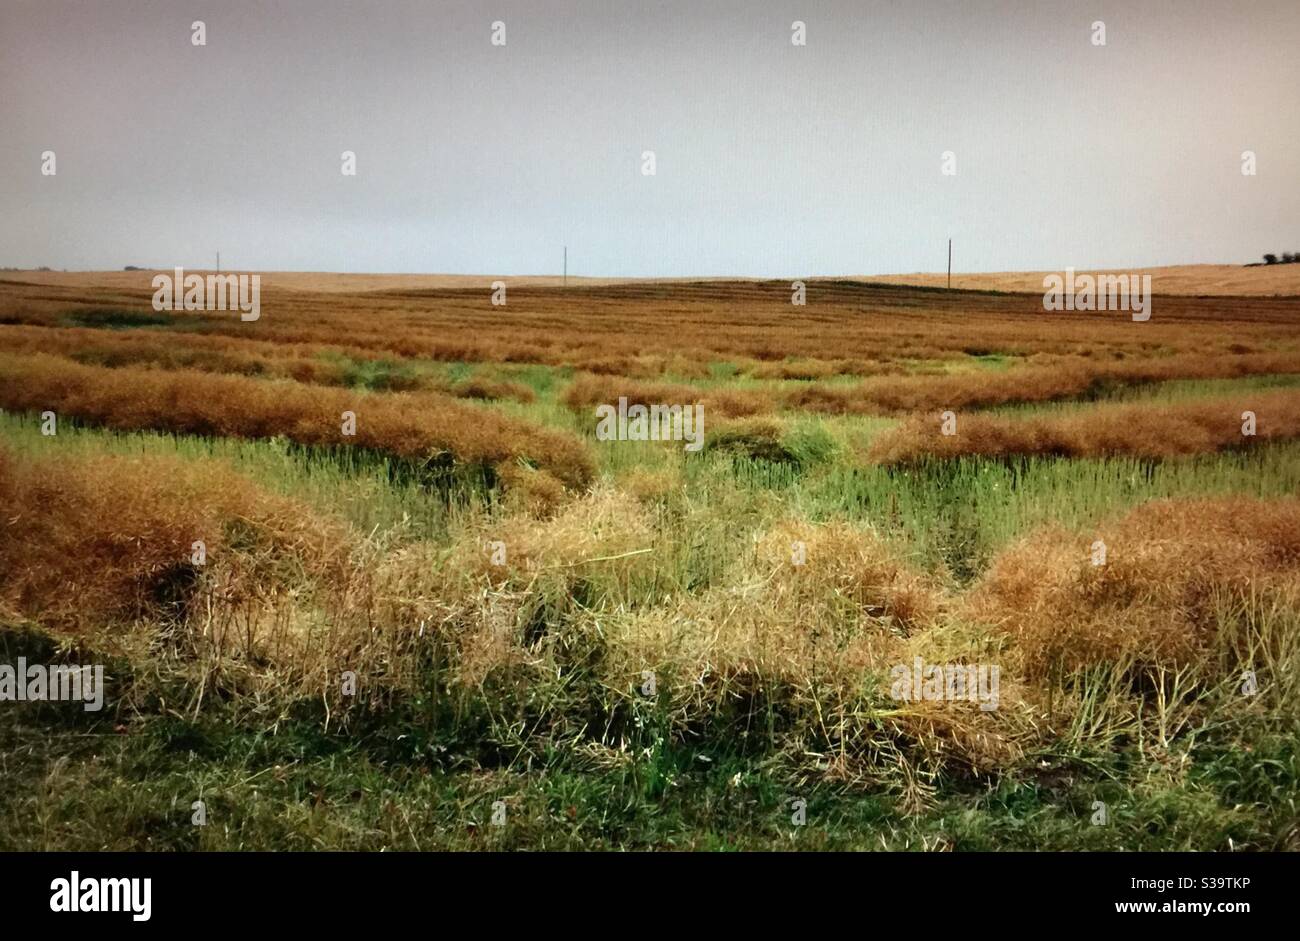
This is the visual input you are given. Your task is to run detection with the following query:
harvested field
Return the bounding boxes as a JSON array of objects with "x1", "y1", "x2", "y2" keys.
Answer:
[
  {"x1": 5, "y1": 274, "x2": 1299, "y2": 374},
  {"x1": 3, "y1": 271, "x2": 1299, "y2": 852}
]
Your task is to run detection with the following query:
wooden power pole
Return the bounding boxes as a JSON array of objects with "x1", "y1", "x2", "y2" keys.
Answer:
[{"x1": 947, "y1": 239, "x2": 952, "y2": 289}]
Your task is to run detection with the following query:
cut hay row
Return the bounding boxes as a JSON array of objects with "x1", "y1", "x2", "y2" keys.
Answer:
[
  {"x1": 0, "y1": 353, "x2": 592, "y2": 486},
  {"x1": 8, "y1": 321, "x2": 1298, "y2": 428},
  {"x1": 0, "y1": 445, "x2": 347, "y2": 632},
  {"x1": 968, "y1": 496, "x2": 1300, "y2": 677},
  {"x1": 788, "y1": 352, "x2": 1300, "y2": 416},
  {"x1": 868, "y1": 388, "x2": 1300, "y2": 464},
  {"x1": 561, "y1": 373, "x2": 773, "y2": 418},
  {"x1": 561, "y1": 354, "x2": 1300, "y2": 429},
  {"x1": 0, "y1": 326, "x2": 536, "y2": 401}
]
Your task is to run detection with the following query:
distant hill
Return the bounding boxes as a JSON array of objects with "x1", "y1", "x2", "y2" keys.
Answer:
[
  {"x1": 10, "y1": 263, "x2": 1300, "y2": 297},
  {"x1": 849, "y1": 264, "x2": 1300, "y2": 297}
]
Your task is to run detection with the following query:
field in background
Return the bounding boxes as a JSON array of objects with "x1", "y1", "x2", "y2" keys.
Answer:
[
  {"x1": 10, "y1": 262, "x2": 1300, "y2": 295},
  {"x1": 854, "y1": 263, "x2": 1300, "y2": 297},
  {"x1": 2, "y1": 271, "x2": 1299, "y2": 850}
]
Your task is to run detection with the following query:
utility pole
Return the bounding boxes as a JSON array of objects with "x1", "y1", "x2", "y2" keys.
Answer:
[
  {"x1": 947, "y1": 239, "x2": 952, "y2": 289},
  {"x1": 563, "y1": 246, "x2": 567, "y2": 289},
  {"x1": 216, "y1": 251, "x2": 220, "y2": 274}
]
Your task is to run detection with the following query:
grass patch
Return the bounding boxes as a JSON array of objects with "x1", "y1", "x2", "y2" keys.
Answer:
[
  {"x1": 4, "y1": 619, "x2": 1295, "y2": 851},
  {"x1": 61, "y1": 307, "x2": 205, "y2": 330}
]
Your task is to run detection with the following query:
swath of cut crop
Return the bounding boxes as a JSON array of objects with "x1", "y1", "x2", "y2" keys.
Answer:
[
  {"x1": 867, "y1": 389, "x2": 1300, "y2": 464},
  {"x1": 967, "y1": 497, "x2": 1300, "y2": 676},
  {"x1": 0, "y1": 353, "x2": 593, "y2": 486},
  {"x1": 0, "y1": 445, "x2": 348, "y2": 632},
  {"x1": 785, "y1": 352, "x2": 1300, "y2": 416},
  {"x1": 562, "y1": 373, "x2": 772, "y2": 418},
  {"x1": 0, "y1": 326, "x2": 539, "y2": 400}
]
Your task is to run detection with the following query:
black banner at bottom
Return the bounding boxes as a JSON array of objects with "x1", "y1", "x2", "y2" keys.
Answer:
[{"x1": 0, "y1": 851, "x2": 1281, "y2": 927}]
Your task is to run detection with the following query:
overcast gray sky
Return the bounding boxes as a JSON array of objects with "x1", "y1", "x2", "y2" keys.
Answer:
[{"x1": 2, "y1": 0, "x2": 1296, "y2": 276}]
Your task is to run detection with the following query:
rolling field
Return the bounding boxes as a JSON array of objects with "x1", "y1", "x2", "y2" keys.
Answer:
[{"x1": 2, "y1": 271, "x2": 1300, "y2": 850}]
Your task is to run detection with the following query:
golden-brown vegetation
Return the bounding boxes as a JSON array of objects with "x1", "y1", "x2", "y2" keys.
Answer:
[
  {"x1": 4, "y1": 270, "x2": 1299, "y2": 848},
  {"x1": 968, "y1": 497, "x2": 1300, "y2": 677},
  {"x1": 0, "y1": 325, "x2": 535, "y2": 400},
  {"x1": 0, "y1": 353, "x2": 593, "y2": 486},
  {"x1": 867, "y1": 389, "x2": 1300, "y2": 464},
  {"x1": 562, "y1": 373, "x2": 772, "y2": 418},
  {"x1": 0, "y1": 446, "x2": 346, "y2": 632},
  {"x1": 5, "y1": 275, "x2": 1299, "y2": 374},
  {"x1": 9, "y1": 437, "x2": 1289, "y2": 781},
  {"x1": 787, "y1": 351, "x2": 1300, "y2": 416}
]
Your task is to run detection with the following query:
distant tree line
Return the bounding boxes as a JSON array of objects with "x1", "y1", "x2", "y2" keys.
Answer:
[{"x1": 1262, "y1": 253, "x2": 1300, "y2": 265}]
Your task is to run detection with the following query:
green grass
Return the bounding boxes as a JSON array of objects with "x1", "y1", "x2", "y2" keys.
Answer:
[
  {"x1": 316, "y1": 352, "x2": 423, "y2": 391},
  {"x1": 60, "y1": 307, "x2": 209, "y2": 330},
  {"x1": 497, "y1": 362, "x2": 572, "y2": 396},
  {"x1": 3, "y1": 620, "x2": 1294, "y2": 851},
  {"x1": 786, "y1": 444, "x2": 1300, "y2": 578},
  {"x1": 968, "y1": 353, "x2": 1017, "y2": 371}
]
